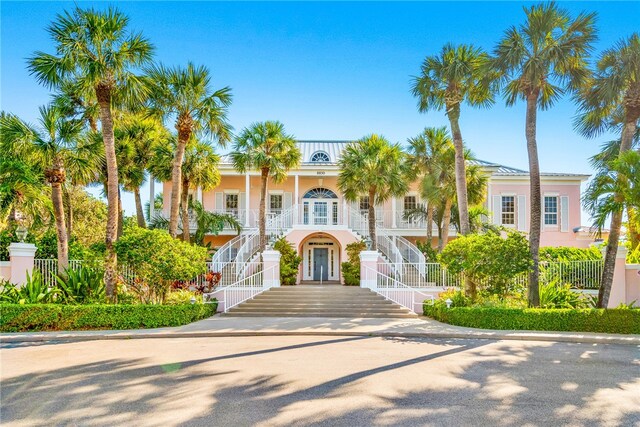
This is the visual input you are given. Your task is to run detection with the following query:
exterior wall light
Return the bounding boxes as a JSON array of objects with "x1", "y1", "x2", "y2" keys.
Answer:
[
  {"x1": 15, "y1": 225, "x2": 28, "y2": 243},
  {"x1": 445, "y1": 298, "x2": 453, "y2": 309},
  {"x1": 190, "y1": 296, "x2": 196, "y2": 305}
]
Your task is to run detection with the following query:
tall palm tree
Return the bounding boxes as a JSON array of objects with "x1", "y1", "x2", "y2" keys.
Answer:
[
  {"x1": 0, "y1": 107, "x2": 84, "y2": 272},
  {"x1": 115, "y1": 113, "x2": 169, "y2": 228},
  {"x1": 231, "y1": 121, "x2": 301, "y2": 250},
  {"x1": 145, "y1": 62, "x2": 232, "y2": 238},
  {"x1": 411, "y1": 44, "x2": 494, "y2": 237},
  {"x1": 575, "y1": 33, "x2": 640, "y2": 307},
  {"x1": 28, "y1": 6, "x2": 154, "y2": 298},
  {"x1": 338, "y1": 135, "x2": 409, "y2": 250},
  {"x1": 493, "y1": 2, "x2": 596, "y2": 307}
]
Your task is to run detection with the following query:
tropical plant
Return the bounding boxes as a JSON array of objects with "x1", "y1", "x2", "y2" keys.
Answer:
[
  {"x1": 56, "y1": 266, "x2": 105, "y2": 304},
  {"x1": 273, "y1": 238, "x2": 302, "y2": 286},
  {"x1": 575, "y1": 33, "x2": 640, "y2": 308},
  {"x1": 341, "y1": 240, "x2": 367, "y2": 286},
  {"x1": 411, "y1": 43, "x2": 494, "y2": 236},
  {"x1": 539, "y1": 280, "x2": 588, "y2": 309},
  {"x1": 338, "y1": 135, "x2": 409, "y2": 250},
  {"x1": 231, "y1": 121, "x2": 301, "y2": 250},
  {"x1": 493, "y1": 2, "x2": 596, "y2": 306},
  {"x1": 165, "y1": 289, "x2": 202, "y2": 305},
  {"x1": 0, "y1": 107, "x2": 85, "y2": 273},
  {"x1": 28, "y1": 6, "x2": 155, "y2": 299},
  {"x1": 145, "y1": 62, "x2": 232, "y2": 238},
  {"x1": 6, "y1": 271, "x2": 59, "y2": 304}
]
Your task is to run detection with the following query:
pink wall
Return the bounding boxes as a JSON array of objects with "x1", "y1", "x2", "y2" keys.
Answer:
[{"x1": 625, "y1": 265, "x2": 640, "y2": 305}]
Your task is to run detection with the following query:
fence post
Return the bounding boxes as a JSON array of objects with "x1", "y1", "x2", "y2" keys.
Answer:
[
  {"x1": 8, "y1": 242, "x2": 37, "y2": 287},
  {"x1": 605, "y1": 246, "x2": 629, "y2": 308},
  {"x1": 360, "y1": 250, "x2": 379, "y2": 289},
  {"x1": 262, "y1": 250, "x2": 281, "y2": 288}
]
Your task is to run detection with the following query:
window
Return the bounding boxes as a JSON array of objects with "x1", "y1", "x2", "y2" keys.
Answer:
[
  {"x1": 404, "y1": 196, "x2": 417, "y2": 211},
  {"x1": 359, "y1": 196, "x2": 370, "y2": 212},
  {"x1": 225, "y1": 194, "x2": 238, "y2": 215},
  {"x1": 501, "y1": 196, "x2": 515, "y2": 225},
  {"x1": 303, "y1": 188, "x2": 338, "y2": 199},
  {"x1": 310, "y1": 151, "x2": 331, "y2": 163},
  {"x1": 269, "y1": 194, "x2": 283, "y2": 213},
  {"x1": 332, "y1": 203, "x2": 339, "y2": 225},
  {"x1": 544, "y1": 196, "x2": 558, "y2": 225}
]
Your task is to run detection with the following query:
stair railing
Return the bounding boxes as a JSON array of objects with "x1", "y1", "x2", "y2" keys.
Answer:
[{"x1": 362, "y1": 265, "x2": 433, "y2": 313}]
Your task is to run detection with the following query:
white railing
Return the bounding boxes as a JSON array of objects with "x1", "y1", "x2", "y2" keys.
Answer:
[
  {"x1": 34, "y1": 259, "x2": 136, "y2": 287},
  {"x1": 539, "y1": 260, "x2": 603, "y2": 289},
  {"x1": 378, "y1": 261, "x2": 463, "y2": 289},
  {"x1": 395, "y1": 236, "x2": 426, "y2": 276},
  {"x1": 363, "y1": 265, "x2": 433, "y2": 313},
  {"x1": 208, "y1": 264, "x2": 276, "y2": 313},
  {"x1": 211, "y1": 234, "x2": 246, "y2": 272}
]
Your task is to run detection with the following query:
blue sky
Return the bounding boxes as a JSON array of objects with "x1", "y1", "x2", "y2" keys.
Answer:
[{"x1": 2, "y1": 1, "x2": 639, "y2": 220}]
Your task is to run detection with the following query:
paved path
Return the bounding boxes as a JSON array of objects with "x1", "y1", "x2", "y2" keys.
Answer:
[
  {"x1": 2, "y1": 315, "x2": 639, "y2": 345},
  {"x1": 1, "y1": 336, "x2": 639, "y2": 426}
]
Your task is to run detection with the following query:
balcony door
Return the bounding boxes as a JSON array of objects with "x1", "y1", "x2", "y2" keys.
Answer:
[{"x1": 302, "y1": 188, "x2": 339, "y2": 226}]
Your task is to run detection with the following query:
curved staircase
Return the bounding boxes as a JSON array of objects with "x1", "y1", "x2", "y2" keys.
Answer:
[{"x1": 225, "y1": 285, "x2": 417, "y2": 318}]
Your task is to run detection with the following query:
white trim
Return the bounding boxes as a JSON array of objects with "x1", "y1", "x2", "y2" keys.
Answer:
[{"x1": 223, "y1": 189, "x2": 240, "y2": 195}]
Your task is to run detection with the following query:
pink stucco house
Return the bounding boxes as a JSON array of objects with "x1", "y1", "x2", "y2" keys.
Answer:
[{"x1": 158, "y1": 141, "x2": 600, "y2": 284}]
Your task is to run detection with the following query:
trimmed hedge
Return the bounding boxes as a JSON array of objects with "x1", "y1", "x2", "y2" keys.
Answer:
[
  {"x1": 423, "y1": 304, "x2": 640, "y2": 334},
  {"x1": 0, "y1": 303, "x2": 218, "y2": 332}
]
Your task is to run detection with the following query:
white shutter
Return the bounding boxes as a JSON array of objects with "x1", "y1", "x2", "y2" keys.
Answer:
[
  {"x1": 284, "y1": 192, "x2": 293, "y2": 210},
  {"x1": 215, "y1": 192, "x2": 224, "y2": 211},
  {"x1": 239, "y1": 192, "x2": 246, "y2": 211},
  {"x1": 517, "y1": 195, "x2": 526, "y2": 231},
  {"x1": 560, "y1": 196, "x2": 569, "y2": 232},
  {"x1": 492, "y1": 195, "x2": 501, "y2": 225}
]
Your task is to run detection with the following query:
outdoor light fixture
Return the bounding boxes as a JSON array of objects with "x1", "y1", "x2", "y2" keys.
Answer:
[
  {"x1": 363, "y1": 236, "x2": 372, "y2": 250},
  {"x1": 445, "y1": 298, "x2": 453, "y2": 309},
  {"x1": 15, "y1": 225, "x2": 28, "y2": 243},
  {"x1": 190, "y1": 296, "x2": 196, "y2": 305}
]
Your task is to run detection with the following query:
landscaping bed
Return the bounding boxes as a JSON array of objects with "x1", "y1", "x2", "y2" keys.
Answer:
[
  {"x1": 423, "y1": 304, "x2": 640, "y2": 335},
  {"x1": 0, "y1": 303, "x2": 217, "y2": 332}
]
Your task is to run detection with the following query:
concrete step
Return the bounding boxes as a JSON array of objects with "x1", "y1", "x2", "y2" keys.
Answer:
[
  {"x1": 225, "y1": 312, "x2": 418, "y2": 318},
  {"x1": 240, "y1": 301, "x2": 397, "y2": 307},
  {"x1": 230, "y1": 305, "x2": 407, "y2": 312}
]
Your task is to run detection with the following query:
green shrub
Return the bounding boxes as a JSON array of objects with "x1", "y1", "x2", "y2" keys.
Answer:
[
  {"x1": 273, "y1": 238, "x2": 302, "y2": 286},
  {"x1": 341, "y1": 240, "x2": 367, "y2": 286},
  {"x1": 0, "y1": 272, "x2": 59, "y2": 304},
  {"x1": 56, "y1": 267, "x2": 105, "y2": 304},
  {"x1": 115, "y1": 227, "x2": 208, "y2": 303},
  {"x1": 439, "y1": 230, "x2": 531, "y2": 296},
  {"x1": 165, "y1": 290, "x2": 202, "y2": 305},
  {"x1": 0, "y1": 303, "x2": 217, "y2": 332},
  {"x1": 416, "y1": 241, "x2": 438, "y2": 262},
  {"x1": 539, "y1": 246, "x2": 602, "y2": 262},
  {"x1": 539, "y1": 281, "x2": 589, "y2": 309},
  {"x1": 423, "y1": 305, "x2": 640, "y2": 334}
]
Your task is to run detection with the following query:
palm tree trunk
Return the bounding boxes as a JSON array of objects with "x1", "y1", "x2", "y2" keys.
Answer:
[
  {"x1": 96, "y1": 88, "x2": 119, "y2": 301},
  {"x1": 426, "y1": 204, "x2": 434, "y2": 244},
  {"x1": 368, "y1": 188, "x2": 377, "y2": 251},
  {"x1": 169, "y1": 121, "x2": 191, "y2": 238},
  {"x1": 525, "y1": 93, "x2": 541, "y2": 307},
  {"x1": 117, "y1": 187, "x2": 124, "y2": 239},
  {"x1": 598, "y1": 118, "x2": 636, "y2": 308},
  {"x1": 259, "y1": 168, "x2": 269, "y2": 250},
  {"x1": 51, "y1": 181, "x2": 68, "y2": 274},
  {"x1": 438, "y1": 199, "x2": 452, "y2": 252},
  {"x1": 133, "y1": 187, "x2": 146, "y2": 228},
  {"x1": 448, "y1": 105, "x2": 471, "y2": 236},
  {"x1": 63, "y1": 185, "x2": 73, "y2": 242},
  {"x1": 181, "y1": 179, "x2": 190, "y2": 243}
]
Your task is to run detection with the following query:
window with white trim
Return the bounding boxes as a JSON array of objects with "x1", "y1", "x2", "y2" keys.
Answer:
[
  {"x1": 501, "y1": 196, "x2": 515, "y2": 225},
  {"x1": 404, "y1": 196, "x2": 417, "y2": 211},
  {"x1": 310, "y1": 151, "x2": 331, "y2": 163},
  {"x1": 544, "y1": 196, "x2": 558, "y2": 225},
  {"x1": 269, "y1": 194, "x2": 283, "y2": 214},
  {"x1": 359, "y1": 196, "x2": 370, "y2": 213},
  {"x1": 225, "y1": 194, "x2": 238, "y2": 215}
]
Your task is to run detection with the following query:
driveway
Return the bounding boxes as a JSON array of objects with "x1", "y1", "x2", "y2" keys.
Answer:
[{"x1": 1, "y1": 336, "x2": 638, "y2": 426}]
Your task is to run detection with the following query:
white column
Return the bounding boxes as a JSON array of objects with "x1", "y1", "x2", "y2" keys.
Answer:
[
  {"x1": 294, "y1": 174, "x2": 299, "y2": 225},
  {"x1": 245, "y1": 173, "x2": 251, "y2": 227},
  {"x1": 149, "y1": 176, "x2": 155, "y2": 219},
  {"x1": 197, "y1": 186, "x2": 203, "y2": 203},
  {"x1": 391, "y1": 197, "x2": 397, "y2": 228}
]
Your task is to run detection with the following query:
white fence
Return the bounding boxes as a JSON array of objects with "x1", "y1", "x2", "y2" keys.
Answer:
[{"x1": 207, "y1": 264, "x2": 276, "y2": 313}]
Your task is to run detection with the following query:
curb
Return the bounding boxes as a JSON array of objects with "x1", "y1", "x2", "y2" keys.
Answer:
[{"x1": 2, "y1": 330, "x2": 639, "y2": 346}]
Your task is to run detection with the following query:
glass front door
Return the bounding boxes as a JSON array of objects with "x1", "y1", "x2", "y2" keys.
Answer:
[
  {"x1": 302, "y1": 200, "x2": 339, "y2": 225},
  {"x1": 313, "y1": 202, "x2": 328, "y2": 225}
]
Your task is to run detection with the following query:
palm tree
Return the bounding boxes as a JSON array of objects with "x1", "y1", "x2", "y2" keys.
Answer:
[
  {"x1": 0, "y1": 107, "x2": 84, "y2": 272},
  {"x1": 145, "y1": 62, "x2": 232, "y2": 238},
  {"x1": 231, "y1": 122, "x2": 301, "y2": 250},
  {"x1": 411, "y1": 44, "x2": 494, "y2": 237},
  {"x1": 338, "y1": 135, "x2": 409, "y2": 250},
  {"x1": 575, "y1": 33, "x2": 640, "y2": 307},
  {"x1": 115, "y1": 113, "x2": 169, "y2": 228},
  {"x1": 493, "y1": 2, "x2": 596, "y2": 307},
  {"x1": 28, "y1": 6, "x2": 154, "y2": 299}
]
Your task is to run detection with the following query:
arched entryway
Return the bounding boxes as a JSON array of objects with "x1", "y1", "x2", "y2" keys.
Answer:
[
  {"x1": 301, "y1": 187, "x2": 339, "y2": 226},
  {"x1": 299, "y1": 233, "x2": 341, "y2": 283}
]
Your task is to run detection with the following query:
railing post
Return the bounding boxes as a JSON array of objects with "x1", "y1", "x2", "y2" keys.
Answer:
[
  {"x1": 262, "y1": 250, "x2": 281, "y2": 288},
  {"x1": 360, "y1": 250, "x2": 379, "y2": 289}
]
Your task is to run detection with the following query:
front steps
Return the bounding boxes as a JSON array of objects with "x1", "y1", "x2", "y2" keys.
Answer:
[{"x1": 225, "y1": 285, "x2": 418, "y2": 318}]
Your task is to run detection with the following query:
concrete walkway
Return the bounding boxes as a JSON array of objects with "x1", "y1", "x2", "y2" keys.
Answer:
[{"x1": 2, "y1": 315, "x2": 639, "y2": 345}]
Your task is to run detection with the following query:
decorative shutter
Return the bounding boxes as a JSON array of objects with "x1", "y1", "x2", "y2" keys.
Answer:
[
  {"x1": 492, "y1": 195, "x2": 501, "y2": 225},
  {"x1": 215, "y1": 192, "x2": 224, "y2": 211},
  {"x1": 284, "y1": 192, "x2": 293, "y2": 210},
  {"x1": 517, "y1": 195, "x2": 526, "y2": 231},
  {"x1": 396, "y1": 197, "x2": 404, "y2": 226},
  {"x1": 239, "y1": 192, "x2": 246, "y2": 210},
  {"x1": 560, "y1": 196, "x2": 569, "y2": 232}
]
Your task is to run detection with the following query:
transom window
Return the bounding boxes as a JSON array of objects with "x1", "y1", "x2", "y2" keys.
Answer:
[
  {"x1": 501, "y1": 196, "x2": 515, "y2": 225},
  {"x1": 303, "y1": 188, "x2": 338, "y2": 199},
  {"x1": 544, "y1": 196, "x2": 558, "y2": 225},
  {"x1": 270, "y1": 194, "x2": 283, "y2": 212},
  {"x1": 404, "y1": 196, "x2": 417, "y2": 211},
  {"x1": 310, "y1": 151, "x2": 331, "y2": 163}
]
